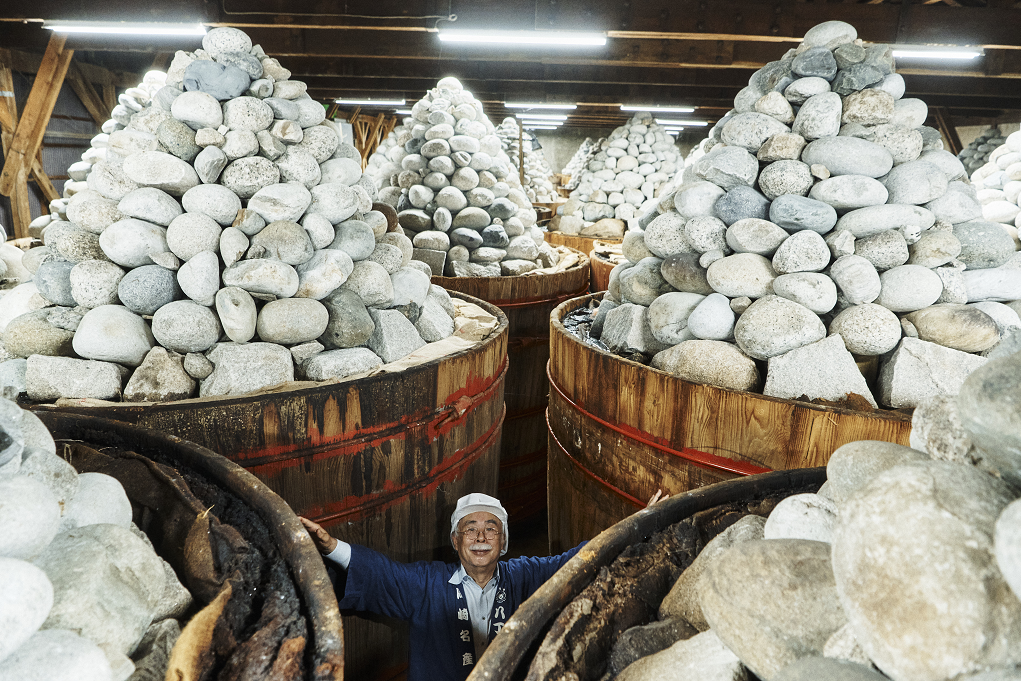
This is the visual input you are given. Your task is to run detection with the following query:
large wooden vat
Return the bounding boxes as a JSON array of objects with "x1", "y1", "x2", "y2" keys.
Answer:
[
  {"x1": 543, "y1": 230, "x2": 621, "y2": 254},
  {"x1": 547, "y1": 293, "x2": 913, "y2": 552},
  {"x1": 42, "y1": 292, "x2": 509, "y2": 681},
  {"x1": 588, "y1": 241, "x2": 624, "y2": 292},
  {"x1": 36, "y1": 411, "x2": 345, "y2": 681},
  {"x1": 432, "y1": 255, "x2": 589, "y2": 524},
  {"x1": 469, "y1": 467, "x2": 827, "y2": 681}
]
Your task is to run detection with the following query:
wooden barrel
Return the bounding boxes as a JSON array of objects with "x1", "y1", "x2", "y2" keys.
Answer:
[
  {"x1": 470, "y1": 467, "x2": 828, "y2": 680},
  {"x1": 547, "y1": 293, "x2": 913, "y2": 552},
  {"x1": 432, "y1": 254, "x2": 590, "y2": 525},
  {"x1": 36, "y1": 410, "x2": 344, "y2": 681},
  {"x1": 543, "y1": 230, "x2": 622, "y2": 255},
  {"x1": 41, "y1": 291, "x2": 509, "y2": 681},
  {"x1": 588, "y1": 241, "x2": 623, "y2": 293}
]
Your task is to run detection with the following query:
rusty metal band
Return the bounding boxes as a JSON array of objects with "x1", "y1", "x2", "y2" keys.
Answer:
[
  {"x1": 546, "y1": 361, "x2": 772, "y2": 478},
  {"x1": 238, "y1": 359, "x2": 508, "y2": 469},
  {"x1": 546, "y1": 410, "x2": 647, "y2": 509},
  {"x1": 485, "y1": 282, "x2": 590, "y2": 309}
]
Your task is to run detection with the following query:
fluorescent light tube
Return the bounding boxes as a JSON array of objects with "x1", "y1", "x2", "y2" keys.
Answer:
[
  {"x1": 892, "y1": 49, "x2": 981, "y2": 60},
  {"x1": 505, "y1": 102, "x2": 578, "y2": 110},
  {"x1": 335, "y1": 98, "x2": 407, "y2": 106},
  {"x1": 394, "y1": 109, "x2": 414, "y2": 115},
  {"x1": 45, "y1": 22, "x2": 206, "y2": 36},
  {"x1": 621, "y1": 105, "x2": 695, "y2": 113},
  {"x1": 515, "y1": 114, "x2": 568, "y2": 121},
  {"x1": 522, "y1": 125, "x2": 559, "y2": 130},
  {"x1": 655, "y1": 119, "x2": 708, "y2": 126},
  {"x1": 438, "y1": 30, "x2": 606, "y2": 46}
]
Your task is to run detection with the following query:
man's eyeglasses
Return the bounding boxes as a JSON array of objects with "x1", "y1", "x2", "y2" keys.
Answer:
[{"x1": 459, "y1": 527, "x2": 500, "y2": 542}]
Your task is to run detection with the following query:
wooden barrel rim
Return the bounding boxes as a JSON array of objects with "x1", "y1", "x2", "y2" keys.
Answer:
[
  {"x1": 34, "y1": 409, "x2": 346, "y2": 679},
  {"x1": 553, "y1": 292, "x2": 913, "y2": 425},
  {"x1": 546, "y1": 369, "x2": 771, "y2": 480},
  {"x1": 469, "y1": 467, "x2": 828, "y2": 681}
]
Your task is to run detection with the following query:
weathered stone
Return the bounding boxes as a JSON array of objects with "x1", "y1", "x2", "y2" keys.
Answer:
[
  {"x1": 123, "y1": 347, "x2": 195, "y2": 402},
  {"x1": 701, "y1": 539, "x2": 847, "y2": 680},
  {"x1": 25, "y1": 356, "x2": 124, "y2": 401},
  {"x1": 72, "y1": 305, "x2": 154, "y2": 368},
  {"x1": 765, "y1": 334, "x2": 877, "y2": 407},
  {"x1": 878, "y1": 337, "x2": 987, "y2": 408},
  {"x1": 201, "y1": 342, "x2": 294, "y2": 397},
  {"x1": 651, "y1": 340, "x2": 760, "y2": 391},
  {"x1": 905, "y1": 304, "x2": 1000, "y2": 353},
  {"x1": 735, "y1": 295, "x2": 826, "y2": 360},
  {"x1": 832, "y1": 461, "x2": 1021, "y2": 681},
  {"x1": 151, "y1": 300, "x2": 222, "y2": 353}
]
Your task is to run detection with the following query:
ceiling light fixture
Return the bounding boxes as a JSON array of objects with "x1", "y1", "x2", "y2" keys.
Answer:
[
  {"x1": 394, "y1": 109, "x2": 414, "y2": 115},
  {"x1": 621, "y1": 105, "x2": 695, "y2": 113},
  {"x1": 438, "y1": 30, "x2": 606, "y2": 47},
  {"x1": 655, "y1": 119, "x2": 708, "y2": 126},
  {"x1": 522, "y1": 125, "x2": 559, "y2": 130},
  {"x1": 516, "y1": 113, "x2": 568, "y2": 121},
  {"x1": 335, "y1": 98, "x2": 407, "y2": 106},
  {"x1": 505, "y1": 102, "x2": 578, "y2": 110},
  {"x1": 44, "y1": 21, "x2": 207, "y2": 36},
  {"x1": 891, "y1": 47, "x2": 982, "y2": 60}
]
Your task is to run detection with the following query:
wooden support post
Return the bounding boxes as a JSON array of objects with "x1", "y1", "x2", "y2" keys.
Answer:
[
  {"x1": 0, "y1": 33, "x2": 74, "y2": 200},
  {"x1": 66, "y1": 61, "x2": 110, "y2": 128},
  {"x1": 0, "y1": 48, "x2": 33, "y2": 238},
  {"x1": 932, "y1": 106, "x2": 964, "y2": 156},
  {"x1": 31, "y1": 154, "x2": 60, "y2": 205}
]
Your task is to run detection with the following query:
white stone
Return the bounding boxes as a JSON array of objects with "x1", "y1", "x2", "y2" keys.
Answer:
[{"x1": 72, "y1": 305, "x2": 155, "y2": 368}]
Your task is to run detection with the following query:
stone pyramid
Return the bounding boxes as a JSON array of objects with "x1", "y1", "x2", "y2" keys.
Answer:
[{"x1": 589, "y1": 20, "x2": 1020, "y2": 410}]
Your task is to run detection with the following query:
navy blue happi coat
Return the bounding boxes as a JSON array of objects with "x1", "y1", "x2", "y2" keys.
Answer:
[{"x1": 331, "y1": 543, "x2": 584, "y2": 681}]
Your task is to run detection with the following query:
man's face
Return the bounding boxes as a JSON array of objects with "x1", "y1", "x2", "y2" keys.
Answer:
[{"x1": 453, "y1": 511, "x2": 504, "y2": 571}]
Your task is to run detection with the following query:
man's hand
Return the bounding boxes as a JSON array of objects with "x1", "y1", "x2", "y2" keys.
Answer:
[
  {"x1": 647, "y1": 489, "x2": 669, "y2": 507},
  {"x1": 300, "y1": 516, "x2": 339, "y2": 555}
]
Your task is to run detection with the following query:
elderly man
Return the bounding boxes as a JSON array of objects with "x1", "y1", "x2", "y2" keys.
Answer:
[{"x1": 300, "y1": 493, "x2": 585, "y2": 681}]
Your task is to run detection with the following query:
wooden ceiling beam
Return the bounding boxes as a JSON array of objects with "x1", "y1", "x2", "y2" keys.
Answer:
[{"x1": 0, "y1": 33, "x2": 73, "y2": 208}]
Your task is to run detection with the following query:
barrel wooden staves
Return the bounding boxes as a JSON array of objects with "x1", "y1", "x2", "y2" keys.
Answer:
[
  {"x1": 36, "y1": 411, "x2": 345, "y2": 681},
  {"x1": 43, "y1": 292, "x2": 509, "y2": 681},
  {"x1": 546, "y1": 293, "x2": 913, "y2": 553},
  {"x1": 432, "y1": 253, "x2": 590, "y2": 525},
  {"x1": 469, "y1": 467, "x2": 828, "y2": 681},
  {"x1": 544, "y1": 231, "x2": 623, "y2": 292},
  {"x1": 588, "y1": 240, "x2": 624, "y2": 293}
]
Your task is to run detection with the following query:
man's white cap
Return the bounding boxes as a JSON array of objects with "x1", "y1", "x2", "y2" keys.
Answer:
[{"x1": 450, "y1": 493, "x2": 509, "y2": 556}]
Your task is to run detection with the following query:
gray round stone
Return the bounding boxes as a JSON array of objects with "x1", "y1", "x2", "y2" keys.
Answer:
[
  {"x1": 151, "y1": 300, "x2": 223, "y2": 353},
  {"x1": 117, "y1": 264, "x2": 181, "y2": 315}
]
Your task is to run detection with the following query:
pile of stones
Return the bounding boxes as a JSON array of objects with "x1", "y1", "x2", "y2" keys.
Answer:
[
  {"x1": 0, "y1": 399, "x2": 190, "y2": 681},
  {"x1": 591, "y1": 20, "x2": 1021, "y2": 410},
  {"x1": 365, "y1": 118, "x2": 413, "y2": 192},
  {"x1": 959, "y1": 126, "x2": 1006, "y2": 177},
  {"x1": 608, "y1": 349, "x2": 1021, "y2": 681},
  {"x1": 562, "y1": 113, "x2": 680, "y2": 223},
  {"x1": 966, "y1": 131, "x2": 1021, "y2": 241},
  {"x1": 494, "y1": 118, "x2": 558, "y2": 203},
  {"x1": 562, "y1": 137, "x2": 601, "y2": 189},
  {"x1": 388, "y1": 78, "x2": 563, "y2": 277},
  {"x1": 0, "y1": 27, "x2": 491, "y2": 403}
]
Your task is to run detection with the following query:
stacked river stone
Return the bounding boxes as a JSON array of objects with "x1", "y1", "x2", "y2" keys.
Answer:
[
  {"x1": 0, "y1": 27, "x2": 479, "y2": 403},
  {"x1": 591, "y1": 20, "x2": 1021, "y2": 410},
  {"x1": 959, "y1": 126, "x2": 1006, "y2": 177},
  {"x1": 563, "y1": 113, "x2": 680, "y2": 223},
  {"x1": 562, "y1": 137, "x2": 601, "y2": 190},
  {"x1": 494, "y1": 118, "x2": 557, "y2": 203},
  {"x1": 365, "y1": 118, "x2": 413, "y2": 194},
  {"x1": 965, "y1": 131, "x2": 1021, "y2": 247},
  {"x1": 607, "y1": 350, "x2": 1021, "y2": 681},
  {"x1": 390, "y1": 78, "x2": 562, "y2": 277},
  {"x1": 0, "y1": 399, "x2": 191, "y2": 681}
]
